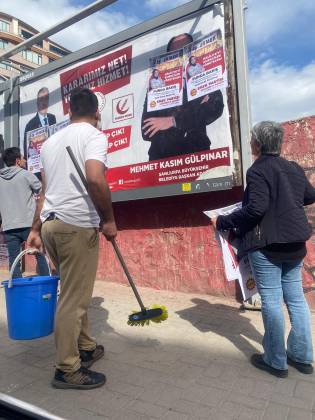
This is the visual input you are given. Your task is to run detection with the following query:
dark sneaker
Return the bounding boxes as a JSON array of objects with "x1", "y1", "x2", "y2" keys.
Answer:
[
  {"x1": 52, "y1": 367, "x2": 106, "y2": 389},
  {"x1": 80, "y1": 345, "x2": 105, "y2": 368},
  {"x1": 287, "y1": 356, "x2": 313, "y2": 374},
  {"x1": 251, "y1": 354, "x2": 288, "y2": 378}
]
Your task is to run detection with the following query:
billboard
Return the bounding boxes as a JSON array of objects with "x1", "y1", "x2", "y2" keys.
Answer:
[{"x1": 19, "y1": 2, "x2": 235, "y2": 200}]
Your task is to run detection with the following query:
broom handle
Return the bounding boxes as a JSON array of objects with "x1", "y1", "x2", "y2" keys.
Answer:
[
  {"x1": 66, "y1": 146, "x2": 146, "y2": 313},
  {"x1": 66, "y1": 146, "x2": 89, "y2": 189},
  {"x1": 111, "y1": 239, "x2": 146, "y2": 312}
]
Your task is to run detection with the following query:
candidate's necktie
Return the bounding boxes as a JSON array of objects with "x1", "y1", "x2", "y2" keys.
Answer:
[{"x1": 43, "y1": 116, "x2": 48, "y2": 126}]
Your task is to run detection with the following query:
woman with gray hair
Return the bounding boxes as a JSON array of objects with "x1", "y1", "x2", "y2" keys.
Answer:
[{"x1": 212, "y1": 121, "x2": 315, "y2": 378}]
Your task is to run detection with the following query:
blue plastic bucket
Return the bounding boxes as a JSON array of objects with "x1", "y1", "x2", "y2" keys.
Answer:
[{"x1": 2, "y1": 275, "x2": 59, "y2": 340}]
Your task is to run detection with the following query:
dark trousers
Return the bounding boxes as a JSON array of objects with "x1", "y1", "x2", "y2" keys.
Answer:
[{"x1": 3, "y1": 227, "x2": 49, "y2": 278}]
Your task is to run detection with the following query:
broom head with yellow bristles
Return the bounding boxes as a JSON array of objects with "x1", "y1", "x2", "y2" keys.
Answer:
[{"x1": 127, "y1": 305, "x2": 168, "y2": 326}]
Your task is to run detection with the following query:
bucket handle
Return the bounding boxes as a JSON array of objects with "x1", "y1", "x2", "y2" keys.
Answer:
[{"x1": 8, "y1": 248, "x2": 51, "y2": 289}]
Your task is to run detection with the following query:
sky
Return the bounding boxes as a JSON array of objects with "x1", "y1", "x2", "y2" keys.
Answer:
[{"x1": 2, "y1": 0, "x2": 315, "y2": 123}]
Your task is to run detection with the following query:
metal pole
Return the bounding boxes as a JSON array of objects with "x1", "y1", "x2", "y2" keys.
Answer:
[
  {"x1": 232, "y1": 0, "x2": 252, "y2": 183},
  {"x1": 0, "y1": 0, "x2": 117, "y2": 62}
]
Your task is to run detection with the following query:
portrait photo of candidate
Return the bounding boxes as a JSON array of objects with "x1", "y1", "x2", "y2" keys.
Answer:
[
  {"x1": 141, "y1": 33, "x2": 224, "y2": 161},
  {"x1": 149, "y1": 69, "x2": 165, "y2": 90},
  {"x1": 186, "y1": 55, "x2": 205, "y2": 79},
  {"x1": 27, "y1": 140, "x2": 38, "y2": 160},
  {"x1": 23, "y1": 87, "x2": 56, "y2": 160}
]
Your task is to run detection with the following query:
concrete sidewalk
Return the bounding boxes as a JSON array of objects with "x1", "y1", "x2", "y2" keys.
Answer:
[{"x1": 1, "y1": 274, "x2": 315, "y2": 420}]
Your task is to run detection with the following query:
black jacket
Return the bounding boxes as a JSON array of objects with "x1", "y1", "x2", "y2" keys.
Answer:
[
  {"x1": 217, "y1": 154, "x2": 315, "y2": 253},
  {"x1": 141, "y1": 89, "x2": 224, "y2": 161},
  {"x1": 23, "y1": 112, "x2": 56, "y2": 158}
]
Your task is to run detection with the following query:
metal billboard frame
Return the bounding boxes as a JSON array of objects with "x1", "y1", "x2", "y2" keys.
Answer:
[{"x1": 0, "y1": 0, "x2": 251, "y2": 201}]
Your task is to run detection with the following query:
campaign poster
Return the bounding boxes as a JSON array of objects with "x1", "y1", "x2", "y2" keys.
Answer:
[
  {"x1": 26, "y1": 120, "x2": 70, "y2": 174},
  {"x1": 184, "y1": 30, "x2": 227, "y2": 102},
  {"x1": 20, "y1": 3, "x2": 234, "y2": 197},
  {"x1": 147, "y1": 49, "x2": 183, "y2": 112},
  {"x1": 26, "y1": 126, "x2": 48, "y2": 174}
]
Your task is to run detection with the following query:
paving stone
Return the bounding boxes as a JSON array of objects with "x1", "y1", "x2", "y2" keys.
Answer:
[
  {"x1": 288, "y1": 408, "x2": 312, "y2": 420},
  {"x1": 274, "y1": 378, "x2": 297, "y2": 396},
  {"x1": 226, "y1": 392, "x2": 267, "y2": 410},
  {"x1": 239, "y1": 406, "x2": 264, "y2": 420},
  {"x1": 106, "y1": 377, "x2": 145, "y2": 399},
  {"x1": 210, "y1": 401, "x2": 241, "y2": 420},
  {"x1": 271, "y1": 393, "x2": 313, "y2": 410},
  {"x1": 137, "y1": 381, "x2": 183, "y2": 408},
  {"x1": 180, "y1": 383, "x2": 226, "y2": 407},
  {"x1": 163, "y1": 410, "x2": 189, "y2": 420},
  {"x1": 231, "y1": 377, "x2": 256, "y2": 396},
  {"x1": 262, "y1": 402, "x2": 289, "y2": 420},
  {"x1": 249, "y1": 379, "x2": 276, "y2": 400},
  {"x1": 169, "y1": 399, "x2": 213, "y2": 419},
  {"x1": 113, "y1": 410, "x2": 153, "y2": 420},
  {"x1": 294, "y1": 380, "x2": 315, "y2": 402},
  {"x1": 198, "y1": 364, "x2": 241, "y2": 391},
  {"x1": 127, "y1": 399, "x2": 168, "y2": 418}
]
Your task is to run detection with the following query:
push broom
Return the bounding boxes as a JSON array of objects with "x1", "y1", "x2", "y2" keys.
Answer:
[{"x1": 66, "y1": 146, "x2": 168, "y2": 326}]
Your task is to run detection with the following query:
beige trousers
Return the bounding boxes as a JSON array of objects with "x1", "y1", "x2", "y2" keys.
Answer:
[{"x1": 41, "y1": 219, "x2": 99, "y2": 373}]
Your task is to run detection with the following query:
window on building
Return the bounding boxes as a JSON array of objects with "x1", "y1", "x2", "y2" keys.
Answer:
[
  {"x1": 0, "y1": 20, "x2": 9, "y2": 32},
  {"x1": 20, "y1": 29, "x2": 33, "y2": 39},
  {"x1": 0, "y1": 61, "x2": 19, "y2": 73},
  {"x1": 20, "y1": 29, "x2": 43, "y2": 48},
  {"x1": 49, "y1": 44, "x2": 68, "y2": 56},
  {"x1": 0, "y1": 39, "x2": 9, "y2": 49},
  {"x1": 22, "y1": 49, "x2": 42, "y2": 65},
  {"x1": 20, "y1": 64, "x2": 33, "y2": 72}
]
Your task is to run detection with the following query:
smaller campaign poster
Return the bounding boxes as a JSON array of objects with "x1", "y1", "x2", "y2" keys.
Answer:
[
  {"x1": 26, "y1": 126, "x2": 49, "y2": 174},
  {"x1": 184, "y1": 29, "x2": 227, "y2": 102},
  {"x1": 27, "y1": 120, "x2": 70, "y2": 174},
  {"x1": 147, "y1": 49, "x2": 183, "y2": 112}
]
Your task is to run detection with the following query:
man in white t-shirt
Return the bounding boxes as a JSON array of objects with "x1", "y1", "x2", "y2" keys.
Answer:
[{"x1": 28, "y1": 88, "x2": 117, "y2": 390}]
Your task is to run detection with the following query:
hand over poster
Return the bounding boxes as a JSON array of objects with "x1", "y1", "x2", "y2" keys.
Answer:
[{"x1": 20, "y1": 3, "x2": 234, "y2": 198}]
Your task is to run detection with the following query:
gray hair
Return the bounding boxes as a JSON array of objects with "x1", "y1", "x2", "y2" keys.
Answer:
[{"x1": 251, "y1": 121, "x2": 284, "y2": 154}]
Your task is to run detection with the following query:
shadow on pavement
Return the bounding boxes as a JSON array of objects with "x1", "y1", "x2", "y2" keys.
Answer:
[{"x1": 176, "y1": 298, "x2": 263, "y2": 357}]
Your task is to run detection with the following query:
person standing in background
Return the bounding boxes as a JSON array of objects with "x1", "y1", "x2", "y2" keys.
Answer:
[{"x1": 0, "y1": 147, "x2": 49, "y2": 277}]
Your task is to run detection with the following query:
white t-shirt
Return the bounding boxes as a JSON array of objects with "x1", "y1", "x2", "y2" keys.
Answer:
[{"x1": 40, "y1": 122, "x2": 107, "y2": 228}]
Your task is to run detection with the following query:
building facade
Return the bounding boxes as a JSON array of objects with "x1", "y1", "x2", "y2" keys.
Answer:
[{"x1": 0, "y1": 12, "x2": 70, "y2": 81}]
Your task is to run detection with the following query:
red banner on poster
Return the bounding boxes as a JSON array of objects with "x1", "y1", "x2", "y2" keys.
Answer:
[
  {"x1": 104, "y1": 125, "x2": 131, "y2": 154},
  {"x1": 106, "y1": 147, "x2": 230, "y2": 191},
  {"x1": 60, "y1": 46, "x2": 132, "y2": 115}
]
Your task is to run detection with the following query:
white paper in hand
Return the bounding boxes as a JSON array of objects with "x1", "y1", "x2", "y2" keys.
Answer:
[{"x1": 204, "y1": 203, "x2": 258, "y2": 300}]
